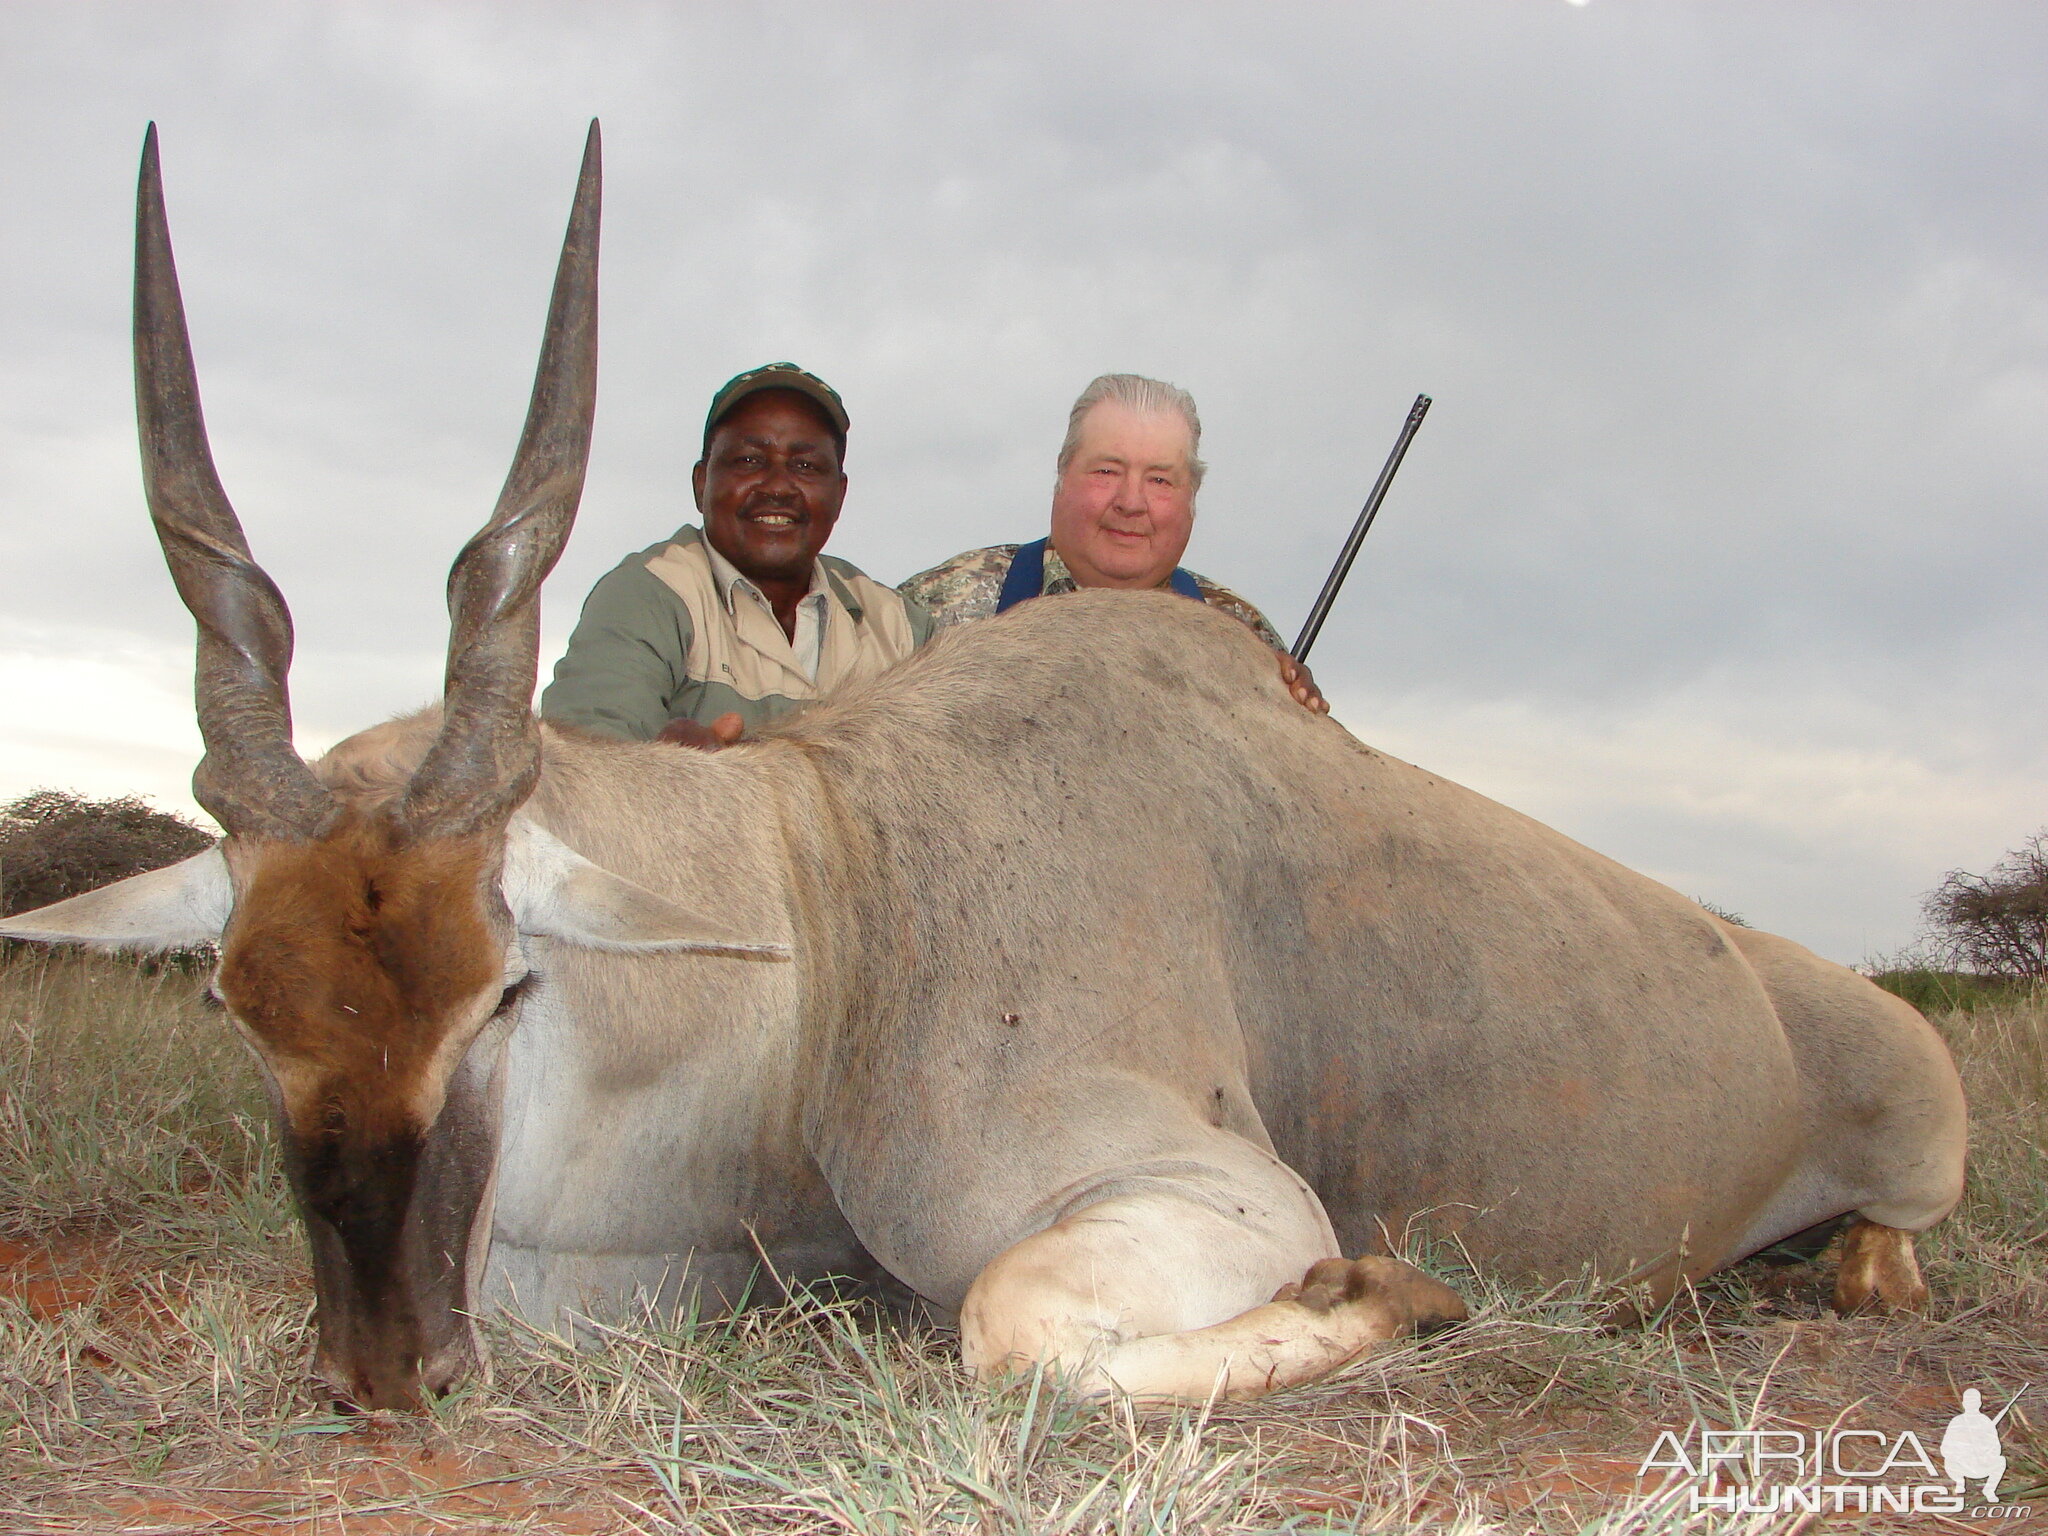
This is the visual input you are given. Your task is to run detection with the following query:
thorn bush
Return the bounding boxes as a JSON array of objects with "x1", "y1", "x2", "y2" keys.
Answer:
[
  {"x1": 0, "y1": 788, "x2": 214, "y2": 917},
  {"x1": 1923, "y1": 829, "x2": 2048, "y2": 983}
]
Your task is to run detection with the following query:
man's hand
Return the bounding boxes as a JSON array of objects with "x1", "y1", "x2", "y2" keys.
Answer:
[
  {"x1": 1279, "y1": 654, "x2": 1329, "y2": 715},
  {"x1": 655, "y1": 712, "x2": 746, "y2": 749}
]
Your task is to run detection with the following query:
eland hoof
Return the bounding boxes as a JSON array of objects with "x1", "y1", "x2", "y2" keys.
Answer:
[{"x1": 1273, "y1": 1254, "x2": 1468, "y2": 1336}]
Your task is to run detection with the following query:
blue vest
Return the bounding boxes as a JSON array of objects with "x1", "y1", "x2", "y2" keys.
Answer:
[{"x1": 995, "y1": 538, "x2": 1205, "y2": 614}]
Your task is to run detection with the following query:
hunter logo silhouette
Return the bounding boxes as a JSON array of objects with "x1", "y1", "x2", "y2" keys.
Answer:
[{"x1": 1941, "y1": 1387, "x2": 2025, "y2": 1502}]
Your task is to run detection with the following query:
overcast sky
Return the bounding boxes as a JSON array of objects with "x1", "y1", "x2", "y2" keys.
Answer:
[{"x1": 1, "y1": 2, "x2": 2042, "y2": 963}]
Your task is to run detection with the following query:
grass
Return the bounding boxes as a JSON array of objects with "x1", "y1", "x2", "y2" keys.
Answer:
[
  {"x1": 1867, "y1": 966, "x2": 2037, "y2": 1016},
  {"x1": 1, "y1": 948, "x2": 2042, "y2": 1534}
]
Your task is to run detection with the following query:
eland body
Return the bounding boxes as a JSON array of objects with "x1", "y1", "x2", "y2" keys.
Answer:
[{"x1": 1, "y1": 130, "x2": 1966, "y2": 1410}]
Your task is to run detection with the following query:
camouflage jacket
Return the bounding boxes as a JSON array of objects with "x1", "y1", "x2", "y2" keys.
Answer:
[{"x1": 898, "y1": 543, "x2": 1285, "y2": 650}]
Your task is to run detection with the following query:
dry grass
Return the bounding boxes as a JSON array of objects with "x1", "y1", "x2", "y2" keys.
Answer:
[{"x1": 1, "y1": 948, "x2": 2042, "y2": 1534}]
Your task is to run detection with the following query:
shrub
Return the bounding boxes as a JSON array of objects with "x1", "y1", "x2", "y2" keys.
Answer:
[
  {"x1": 1868, "y1": 964, "x2": 2025, "y2": 1014},
  {"x1": 1693, "y1": 898, "x2": 1749, "y2": 926},
  {"x1": 0, "y1": 788, "x2": 214, "y2": 917},
  {"x1": 1922, "y1": 829, "x2": 2048, "y2": 983}
]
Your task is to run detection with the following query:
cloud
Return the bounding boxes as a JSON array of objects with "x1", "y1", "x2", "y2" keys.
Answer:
[
  {"x1": 1, "y1": 2, "x2": 2041, "y2": 962},
  {"x1": 0, "y1": 621, "x2": 207, "y2": 824},
  {"x1": 1340, "y1": 677, "x2": 2042, "y2": 964}
]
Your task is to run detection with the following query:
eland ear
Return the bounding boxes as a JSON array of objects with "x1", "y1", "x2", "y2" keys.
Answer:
[
  {"x1": 0, "y1": 846, "x2": 231, "y2": 952},
  {"x1": 503, "y1": 820, "x2": 790, "y2": 958}
]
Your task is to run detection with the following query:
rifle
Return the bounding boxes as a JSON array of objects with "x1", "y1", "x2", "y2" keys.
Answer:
[
  {"x1": 1991, "y1": 1385, "x2": 2028, "y2": 1425},
  {"x1": 1290, "y1": 393, "x2": 1431, "y2": 663}
]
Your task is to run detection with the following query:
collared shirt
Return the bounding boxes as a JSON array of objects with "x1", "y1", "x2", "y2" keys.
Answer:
[
  {"x1": 541, "y1": 525, "x2": 934, "y2": 741},
  {"x1": 701, "y1": 537, "x2": 832, "y2": 683},
  {"x1": 898, "y1": 542, "x2": 1286, "y2": 650}
]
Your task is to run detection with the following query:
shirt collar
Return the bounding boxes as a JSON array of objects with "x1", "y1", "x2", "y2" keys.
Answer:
[
  {"x1": 701, "y1": 532, "x2": 832, "y2": 618},
  {"x1": 1041, "y1": 543, "x2": 1079, "y2": 594}
]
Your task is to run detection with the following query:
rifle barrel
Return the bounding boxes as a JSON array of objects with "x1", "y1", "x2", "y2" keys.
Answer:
[{"x1": 1290, "y1": 393, "x2": 1431, "y2": 663}]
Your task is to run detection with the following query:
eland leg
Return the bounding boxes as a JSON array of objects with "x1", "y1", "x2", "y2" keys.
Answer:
[
  {"x1": 958, "y1": 1180, "x2": 1465, "y2": 1403},
  {"x1": 1831, "y1": 1217, "x2": 1929, "y2": 1314}
]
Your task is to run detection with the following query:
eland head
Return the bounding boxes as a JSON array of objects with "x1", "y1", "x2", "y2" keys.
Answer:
[
  {"x1": 0, "y1": 123, "x2": 769, "y2": 1409},
  {"x1": 134, "y1": 120, "x2": 595, "y2": 1407}
]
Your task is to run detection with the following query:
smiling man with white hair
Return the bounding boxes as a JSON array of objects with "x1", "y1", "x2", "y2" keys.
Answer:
[{"x1": 901, "y1": 373, "x2": 1326, "y2": 712}]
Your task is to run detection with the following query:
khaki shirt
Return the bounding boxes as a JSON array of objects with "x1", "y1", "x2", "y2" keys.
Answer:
[{"x1": 542, "y1": 525, "x2": 934, "y2": 740}]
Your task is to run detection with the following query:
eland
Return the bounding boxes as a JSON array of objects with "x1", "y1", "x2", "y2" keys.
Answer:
[{"x1": 0, "y1": 127, "x2": 1966, "y2": 1411}]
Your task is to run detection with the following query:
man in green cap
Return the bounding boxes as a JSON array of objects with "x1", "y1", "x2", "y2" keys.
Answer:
[{"x1": 542, "y1": 363, "x2": 934, "y2": 746}]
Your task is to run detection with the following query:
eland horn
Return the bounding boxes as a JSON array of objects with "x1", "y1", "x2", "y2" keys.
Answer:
[
  {"x1": 135, "y1": 123, "x2": 337, "y2": 842},
  {"x1": 399, "y1": 120, "x2": 601, "y2": 838}
]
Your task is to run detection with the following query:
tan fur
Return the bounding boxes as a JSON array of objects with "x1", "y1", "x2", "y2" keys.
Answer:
[{"x1": 308, "y1": 712, "x2": 441, "y2": 809}]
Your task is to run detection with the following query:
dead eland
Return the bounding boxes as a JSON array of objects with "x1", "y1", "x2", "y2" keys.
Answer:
[{"x1": 0, "y1": 126, "x2": 1966, "y2": 1412}]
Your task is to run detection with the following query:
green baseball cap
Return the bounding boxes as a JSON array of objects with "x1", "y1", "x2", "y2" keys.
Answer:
[{"x1": 702, "y1": 362, "x2": 850, "y2": 454}]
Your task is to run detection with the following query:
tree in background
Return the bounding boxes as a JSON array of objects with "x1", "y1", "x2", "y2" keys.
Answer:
[
  {"x1": 1922, "y1": 830, "x2": 2048, "y2": 983},
  {"x1": 0, "y1": 790, "x2": 214, "y2": 917}
]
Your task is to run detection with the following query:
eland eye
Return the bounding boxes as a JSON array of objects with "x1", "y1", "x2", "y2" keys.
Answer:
[{"x1": 494, "y1": 973, "x2": 536, "y2": 1017}]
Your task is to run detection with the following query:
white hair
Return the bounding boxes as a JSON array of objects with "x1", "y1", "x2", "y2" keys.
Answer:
[{"x1": 1055, "y1": 374, "x2": 1207, "y2": 492}]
